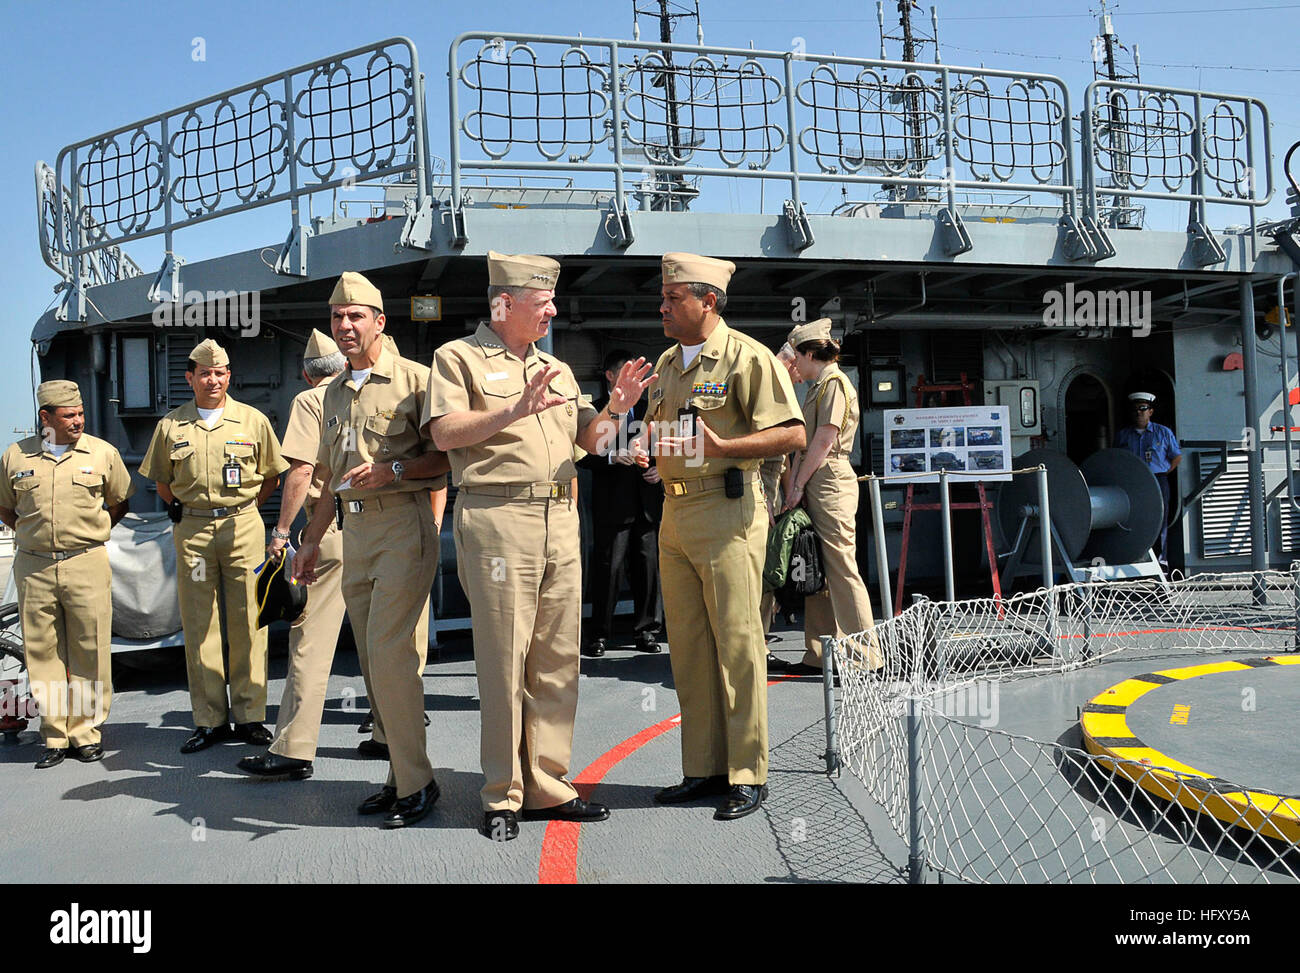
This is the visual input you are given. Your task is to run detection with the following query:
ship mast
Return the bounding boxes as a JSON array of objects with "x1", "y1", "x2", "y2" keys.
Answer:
[
  {"x1": 633, "y1": 0, "x2": 703, "y2": 210},
  {"x1": 1093, "y1": 0, "x2": 1141, "y2": 226},
  {"x1": 878, "y1": 1, "x2": 943, "y2": 200}
]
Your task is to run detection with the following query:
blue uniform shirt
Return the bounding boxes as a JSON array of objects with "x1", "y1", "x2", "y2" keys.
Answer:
[{"x1": 1116, "y1": 421, "x2": 1181, "y2": 474}]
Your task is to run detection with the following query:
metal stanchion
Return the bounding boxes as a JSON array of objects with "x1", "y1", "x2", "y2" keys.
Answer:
[
  {"x1": 939, "y1": 469, "x2": 955, "y2": 603},
  {"x1": 906, "y1": 695, "x2": 925, "y2": 884},
  {"x1": 820, "y1": 635, "x2": 840, "y2": 775},
  {"x1": 868, "y1": 476, "x2": 893, "y2": 620},
  {"x1": 1036, "y1": 464, "x2": 1053, "y2": 590}
]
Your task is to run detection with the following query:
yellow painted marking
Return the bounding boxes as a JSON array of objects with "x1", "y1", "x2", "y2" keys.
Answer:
[
  {"x1": 1080, "y1": 658, "x2": 1300, "y2": 843},
  {"x1": 1080, "y1": 712, "x2": 1135, "y2": 738},
  {"x1": 1095, "y1": 679, "x2": 1160, "y2": 707}
]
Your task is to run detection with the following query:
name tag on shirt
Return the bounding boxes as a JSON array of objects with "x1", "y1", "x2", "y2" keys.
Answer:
[
  {"x1": 171, "y1": 440, "x2": 189, "y2": 450},
  {"x1": 485, "y1": 371, "x2": 510, "y2": 381},
  {"x1": 14, "y1": 469, "x2": 34, "y2": 481}
]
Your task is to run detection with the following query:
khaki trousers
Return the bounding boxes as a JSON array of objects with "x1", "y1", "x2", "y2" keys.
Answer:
[
  {"x1": 454, "y1": 492, "x2": 581, "y2": 813},
  {"x1": 268, "y1": 519, "x2": 378, "y2": 761},
  {"x1": 16, "y1": 547, "x2": 113, "y2": 748},
  {"x1": 659, "y1": 478, "x2": 769, "y2": 786},
  {"x1": 173, "y1": 508, "x2": 267, "y2": 728},
  {"x1": 341, "y1": 493, "x2": 438, "y2": 798},
  {"x1": 802, "y1": 458, "x2": 882, "y2": 669}
]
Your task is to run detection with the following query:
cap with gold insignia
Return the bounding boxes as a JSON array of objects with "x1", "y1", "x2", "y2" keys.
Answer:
[
  {"x1": 661, "y1": 252, "x2": 736, "y2": 294},
  {"x1": 487, "y1": 251, "x2": 560, "y2": 290},
  {"x1": 190, "y1": 338, "x2": 230, "y2": 368},
  {"x1": 1128, "y1": 392, "x2": 1155, "y2": 404},
  {"x1": 303, "y1": 328, "x2": 340, "y2": 361},
  {"x1": 37, "y1": 380, "x2": 82, "y2": 409},
  {"x1": 787, "y1": 317, "x2": 834, "y2": 348},
  {"x1": 328, "y1": 271, "x2": 384, "y2": 312}
]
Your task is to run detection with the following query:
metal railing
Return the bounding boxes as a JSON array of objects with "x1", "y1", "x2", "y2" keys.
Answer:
[
  {"x1": 447, "y1": 32, "x2": 1081, "y2": 248},
  {"x1": 34, "y1": 32, "x2": 1279, "y2": 302},
  {"x1": 39, "y1": 37, "x2": 429, "y2": 316}
]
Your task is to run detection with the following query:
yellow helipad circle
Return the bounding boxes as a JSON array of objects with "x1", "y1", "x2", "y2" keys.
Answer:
[{"x1": 1080, "y1": 655, "x2": 1300, "y2": 843}]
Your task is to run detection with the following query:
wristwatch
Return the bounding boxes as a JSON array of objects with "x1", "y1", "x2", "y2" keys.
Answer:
[
  {"x1": 391, "y1": 460, "x2": 405, "y2": 483},
  {"x1": 271, "y1": 528, "x2": 291, "y2": 541}
]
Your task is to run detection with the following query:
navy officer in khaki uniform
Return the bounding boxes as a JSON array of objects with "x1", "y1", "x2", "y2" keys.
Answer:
[
  {"x1": 640, "y1": 253, "x2": 804, "y2": 820},
  {"x1": 139, "y1": 339, "x2": 289, "y2": 754},
  {"x1": 0, "y1": 381, "x2": 133, "y2": 768},
  {"x1": 424, "y1": 251, "x2": 653, "y2": 841},
  {"x1": 295, "y1": 272, "x2": 450, "y2": 829}
]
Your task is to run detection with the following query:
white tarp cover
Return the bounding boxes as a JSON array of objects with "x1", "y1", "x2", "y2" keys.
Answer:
[{"x1": 107, "y1": 513, "x2": 182, "y2": 638}]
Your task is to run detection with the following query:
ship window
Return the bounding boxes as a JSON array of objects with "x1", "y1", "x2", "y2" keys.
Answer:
[
  {"x1": 869, "y1": 366, "x2": 905, "y2": 405},
  {"x1": 116, "y1": 334, "x2": 157, "y2": 413}
]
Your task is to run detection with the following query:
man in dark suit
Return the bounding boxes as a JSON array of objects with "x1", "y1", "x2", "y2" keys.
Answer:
[{"x1": 579, "y1": 350, "x2": 664, "y2": 657}]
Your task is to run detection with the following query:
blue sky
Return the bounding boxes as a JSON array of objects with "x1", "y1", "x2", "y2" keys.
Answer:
[{"x1": 2, "y1": 0, "x2": 1298, "y2": 446}]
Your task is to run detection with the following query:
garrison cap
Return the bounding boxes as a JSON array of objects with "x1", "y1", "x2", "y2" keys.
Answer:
[
  {"x1": 329, "y1": 271, "x2": 384, "y2": 312},
  {"x1": 36, "y1": 380, "x2": 82, "y2": 409},
  {"x1": 661, "y1": 252, "x2": 736, "y2": 293},
  {"x1": 303, "y1": 329, "x2": 340, "y2": 361},
  {"x1": 487, "y1": 251, "x2": 560, "y2": 290},
  {"x1": 256, "y1": 554, "x2": 308, "y2": 629},
  {"x1": 190, "y1": 338, "x2": 230, "y2": 368},
  {"x1": 1128, "y1": 392, "x2": 1156, "y2": 404},
  {"x1": 787, "y1": 318, "x2": 834, "y2": 348}
]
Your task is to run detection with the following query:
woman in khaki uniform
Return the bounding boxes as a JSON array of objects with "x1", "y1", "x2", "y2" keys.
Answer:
[{"x1": 774, "y1": 319, "x2": 882, "y2": 674}]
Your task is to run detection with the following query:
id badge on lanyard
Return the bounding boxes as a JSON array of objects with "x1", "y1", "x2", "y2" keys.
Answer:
[{"x1": 223, "y1": 455, "x2": 242, "y2": 488}]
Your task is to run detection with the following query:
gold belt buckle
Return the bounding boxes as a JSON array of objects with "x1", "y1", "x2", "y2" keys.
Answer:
[
  {"x1": 550, "y1": 482, "x2": 569, "y2": 499},
  {"x1": 669, "y1": 481, "x2": 687, "y2": 496}
]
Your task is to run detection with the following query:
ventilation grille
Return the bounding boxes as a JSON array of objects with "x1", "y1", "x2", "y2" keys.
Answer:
[
  {"x1": 1199, "y1": 454, "x2": 1252, "y2": 558},
  {"x1": 166, "y1": 333, "x2": 198, "y2": 409}
]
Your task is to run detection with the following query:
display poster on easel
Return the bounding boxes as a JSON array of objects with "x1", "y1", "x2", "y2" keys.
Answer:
[{"x1": 882, "y1": 405, "x2": 1012, "y2": 482}]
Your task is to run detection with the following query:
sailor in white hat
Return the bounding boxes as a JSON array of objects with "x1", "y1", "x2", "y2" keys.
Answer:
[{"x1": 1116, "y1": 392, "x2": 1181, "y2": 564}]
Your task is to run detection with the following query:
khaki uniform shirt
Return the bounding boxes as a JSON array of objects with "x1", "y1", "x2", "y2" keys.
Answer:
[
  {"x1": 647, "y1": 318, "x2": 803, "y2": 481},
  {"x1": 0, "y1": 434, "x2": 135, "y2": 552},
  {"x1": 281, "y1": 383, "x2": 330, "y2": 516},
  {"x1": 802, "y1": 363, "x2": 858, "y2": 456},
  {"x1": 139, "y1": 398, "x2": 288, "y2": 507},
  {"x1": 317, "y1": 342, "x2": 446, "y2": 499},
  {"x1": 423, "y1": 323, "x2": 597, "y2": 487}
]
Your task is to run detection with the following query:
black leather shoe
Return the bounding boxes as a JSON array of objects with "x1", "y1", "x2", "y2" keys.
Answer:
[
  {"x1": 357, "y1": 739, "x2": 390, "y2": 760},
  {"x1": 521, "y1": 797, "x2": 610, "y2": 822},
  {"x1": 480, "y1": 809, "x2": 519, "y2": 841},
  {"x1": 237, "y1": 752, "x2": 313, "y2": 780},
  {"x1": 357, "y1": 785, "x2": 397, "y2": 815},
  {"x1": 357, "y1": 713, "x2": 374, "y2": 734},
  {"x1": 653, "y1": 775, "x2": 731, "y2": 804},
  {"x1": 635, "y1": 632, "x2": 663, "y2": 653},
  {"x1": 766, "y1": 653, "x2": 796, "y2": 672},
  {"x1": 71, "y1": 743, "x2": 104, "y2": 763},
  {"x1": 581, "y1": 638, "x2": 607, "y2": 658},
  {"x1": 180, "y1": 725, "x2": 233, "y2": 754},
  {"x1": 35, "y1": 747, "x2": 67, "y2": 769},
  {"x1": 382, "y1": 779, "x2": 440, "y2": 829},
  {"x1": 714, "y1": 784, "x2": 768, "y2": 821},
  {"x1": 233, "y1": 722, "x2": 273, "y2": 745}
]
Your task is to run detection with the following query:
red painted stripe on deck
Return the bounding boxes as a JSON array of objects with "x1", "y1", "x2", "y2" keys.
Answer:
[{"x1": 537, "y1": 675, "x2": 799, "y2": 884}]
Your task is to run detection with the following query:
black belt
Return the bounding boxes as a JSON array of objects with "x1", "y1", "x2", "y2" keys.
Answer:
[
  {"x1": 19, "y1": 543, "x2": 104, "y2": 562},
  {"x1": 183, "y1": 500, "x2": 255, "y2": 518}
]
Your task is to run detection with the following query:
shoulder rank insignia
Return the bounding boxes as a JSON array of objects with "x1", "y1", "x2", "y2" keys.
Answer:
[
  {"x1": 326, "y1": 415, "x2": 340, "y2": 429},
  {"x1": 691, "y1": 381, "x2": 728, "y2": 396},
  {"x1": 651, "y1": 388, "x2": 663, "y2": 400}
]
